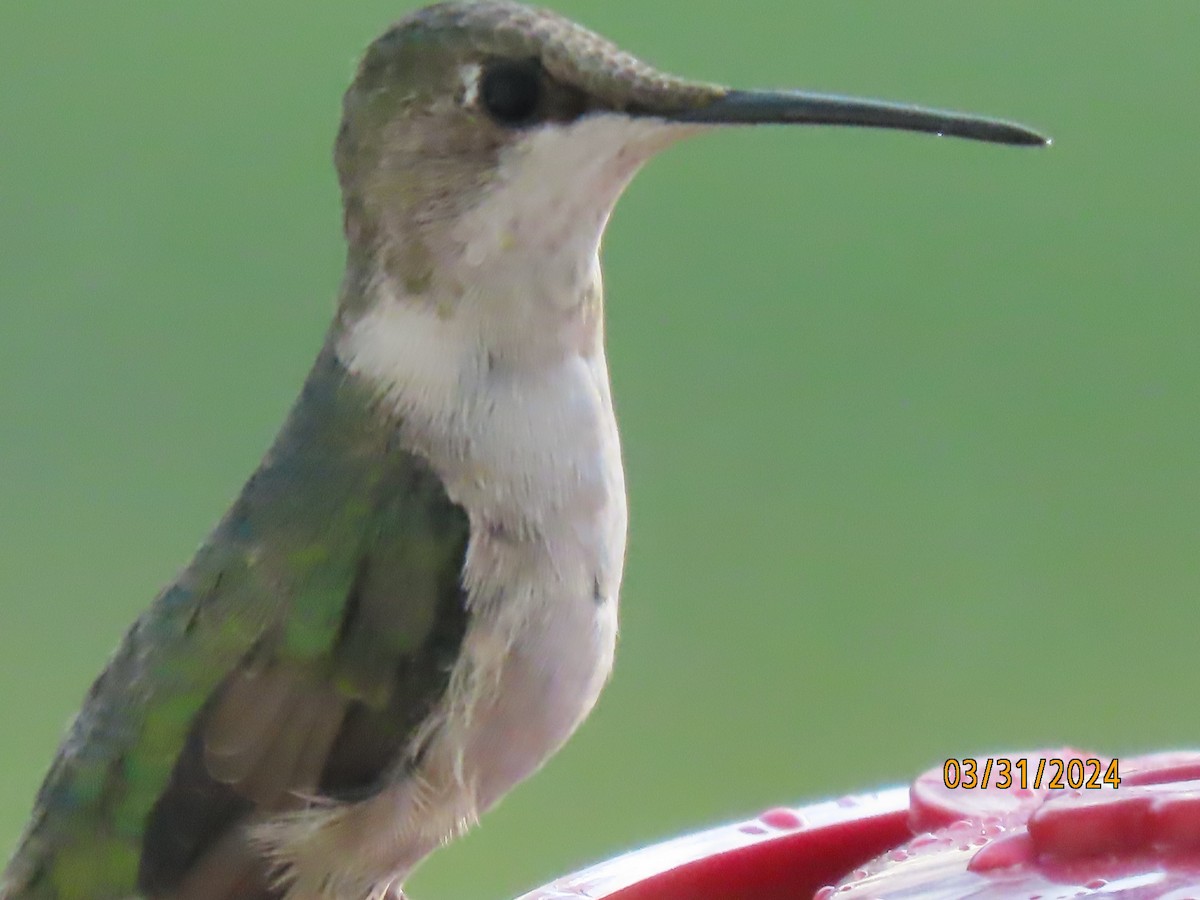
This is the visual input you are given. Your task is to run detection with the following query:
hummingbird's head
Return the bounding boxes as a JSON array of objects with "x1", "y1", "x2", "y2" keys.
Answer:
[
  {"x1": 334, "y1": 0, "x2": 728, "y2": 310},
  {"x1": 334, "y1": 1, "x2": 1045, "y2": 355}
]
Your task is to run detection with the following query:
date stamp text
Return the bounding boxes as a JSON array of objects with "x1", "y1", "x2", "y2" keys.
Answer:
[{"x1": 942, "y1": 757, "x2": 1121, "y2": 790}]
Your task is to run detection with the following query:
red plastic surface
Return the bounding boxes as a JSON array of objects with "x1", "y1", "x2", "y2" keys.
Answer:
[
  {"x1": 515, "y1": 789, "x2": 910, "y2": 900},
  {"x1": 515, "y1": 749, "x2": 1200, "y2": 900}
]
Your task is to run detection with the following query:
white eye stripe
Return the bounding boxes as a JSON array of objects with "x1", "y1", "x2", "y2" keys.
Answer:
[{"x1": 459, "y1": 63, "x2": 482, "y2": 107}]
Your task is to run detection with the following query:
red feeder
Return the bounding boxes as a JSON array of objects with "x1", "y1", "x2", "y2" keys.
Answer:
[{"x1": 515, "y1": 749, "x2": 1200, "y2": 899}]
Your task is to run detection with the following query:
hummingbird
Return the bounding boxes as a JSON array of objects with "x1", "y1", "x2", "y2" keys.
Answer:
[{"x1": 1, "y1": 2, "x2": 1046, "y2": 899}]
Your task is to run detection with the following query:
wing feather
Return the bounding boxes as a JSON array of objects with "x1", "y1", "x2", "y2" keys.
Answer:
[{"x1": 1, "y1": 349, "x2": 470, "y2": 900}]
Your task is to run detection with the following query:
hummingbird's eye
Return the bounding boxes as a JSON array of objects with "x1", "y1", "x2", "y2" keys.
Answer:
[{"x1": 479, "y1": 59, "x2": 544, "y2": 126}]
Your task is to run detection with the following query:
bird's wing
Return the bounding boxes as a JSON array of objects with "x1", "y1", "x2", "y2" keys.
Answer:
[{"x1": 2, "y1": 348, "x2": 470, "y2": 900}]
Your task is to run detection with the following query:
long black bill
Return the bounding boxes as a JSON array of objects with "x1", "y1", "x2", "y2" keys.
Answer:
[{"x1": 669, "y1": 89, "x2": 1048, "y2": 147}]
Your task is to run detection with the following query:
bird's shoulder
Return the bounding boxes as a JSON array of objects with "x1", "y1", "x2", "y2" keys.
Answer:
[{"x1": 4, "y1": 348, "x2": 471, "y2": 900}]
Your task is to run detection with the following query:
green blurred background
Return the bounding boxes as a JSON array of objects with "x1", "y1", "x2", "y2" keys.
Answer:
[{"x1": 1, "y1": 2, "x2": 1197, "y2": 897}]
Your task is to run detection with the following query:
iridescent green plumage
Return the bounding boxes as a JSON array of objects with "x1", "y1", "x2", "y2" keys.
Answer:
[{"x1": 3, "y1": 345, "x2": 469, "y2": 898}]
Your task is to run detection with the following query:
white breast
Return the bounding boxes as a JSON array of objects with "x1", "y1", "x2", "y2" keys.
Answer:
[{"x1": 311, "y1": 284, "x2": 627, "y2": 895}]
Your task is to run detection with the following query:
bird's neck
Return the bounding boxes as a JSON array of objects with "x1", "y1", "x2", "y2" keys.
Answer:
[
  {"x1": 337, "y1": 226, "x2": 607, "y2": 373},
  {"x1": 335, "y1": 244, "x2": 610, "y2": 417},
  {"x1": 336, "y1": 115, "x2": 667, "y2": 375}
]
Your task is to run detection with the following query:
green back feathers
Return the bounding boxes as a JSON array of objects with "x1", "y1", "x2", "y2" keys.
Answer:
[{"x1": 3, "y1": 347, "x2": 470, "y2": 899}]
